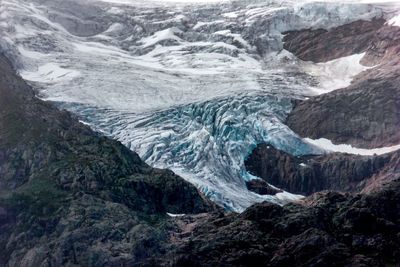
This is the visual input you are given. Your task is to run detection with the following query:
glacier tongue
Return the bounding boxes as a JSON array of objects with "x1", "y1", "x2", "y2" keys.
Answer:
[
  {"x1": 59, "y1": 93, "x2": 323, "y2": 211},
  {"x1": 0, "y1": 0, "x2": 394, "y2": 211}
]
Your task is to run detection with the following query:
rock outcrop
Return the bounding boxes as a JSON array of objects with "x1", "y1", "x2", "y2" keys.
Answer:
[
  {"x1": 245, "y1": 143, "x2": 398, "y2": 195},
  {"x1": 245, "y1": 179, "x2": 283, "y2": 195},
  {"x1": 283, "y1": 19, "x2": 386, "y2": 63},
  {"x1": 285, "y1": 20, "x2": 400, "y2": 148}
]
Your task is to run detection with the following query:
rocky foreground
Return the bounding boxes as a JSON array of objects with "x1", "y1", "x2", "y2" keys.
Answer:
[
  {"x1": 157, "y1": 181, "x2": 400, "y2": 266},
  {"x1": 1, "y1": 14, "x2": 400, "y2": 267}
]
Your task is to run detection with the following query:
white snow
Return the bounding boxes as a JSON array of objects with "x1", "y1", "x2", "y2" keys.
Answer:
[
  {"x1": 103, "y1": 23, "x2": 124, "y2": 34},
  {"x1": 193, "y1": 20, "x2": 225, "y2": 30},
  {"x1": 387, "y1": 13, "x2": 400, "y2": 27},
  {"x1": 138, "y1": 27, "x2": 183, "y2": 48},
  {"x1": 299, "y1": 163, "x2": 308, "y2": 167},
  {"x1": 222, "y1": 11, "x2": 239, "y2": 18},
  {"x1": 20, "y1": 63, "x2": 80, "y2": 83},
  {"x1": 166, "y1": 213, "x2": 186, "y2": 217},
  {"x1": 18, "y1": 47, "x2": 46, "y2": 59},
  {"x1": 107, "y1": 7, "x2": 124, "y2": 14},
  {"x1": 275, "y1": 191, "x2": 305, "y2": 202},
  {"x1": 212, "y1": 30, "x2": 251, "y2": 48},
  {"x1": 99, "y1": 0, "x2": 229, "y2": 6},
  {"x1": 304, "y1": 53, "x2": 371, "y2": 94},
  {"x1": 304, "y1": 138, "x2": 400, "y2": 156}
]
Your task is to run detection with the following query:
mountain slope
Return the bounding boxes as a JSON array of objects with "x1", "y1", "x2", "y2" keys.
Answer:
[
  {"x1": 286, "y1": 20, "x2": 400, "y2": 148},
  {"x1": 0, "y1": 53, "x2": 214, "y2": 266}
]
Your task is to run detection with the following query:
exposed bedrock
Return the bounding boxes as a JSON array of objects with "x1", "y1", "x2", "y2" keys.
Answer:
[
  {"x1": 285, "y1": 20, "x2": 400, "y2": 148},
  {"x1": 282, "y1": 19, "x2": 386, "y2": 63},
  {"x1": 244, "y1": 143, "x2": 398, "y2": 195},
  {"x1": 245, "y1": 179, "x2": 283, "y2": 195},
  {"x1": 286, "y1": 73, "x2": 400, "y2": 148}
]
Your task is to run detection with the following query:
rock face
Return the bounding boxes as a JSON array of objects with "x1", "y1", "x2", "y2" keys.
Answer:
[
  {"x1": 245, "y1": 143, "x2": 397, "y2": 195},
  {"x1": 285, "y1": 21, "x2": 400, "y2": 148},
  {"x1": 0, "y1": 54, "x2": 215, "y2": 266},
  {"x1": 283, "y1": 19, "x2": 386, "y2": 63},
  {"x1": 286, "y1": 71, "x2": 400, "y2": 148},
  {"x1": 245, "y1": 179, "x2": 283, "y2": 195},
  {"x1": 154, "y1": 180, "x2": 400, "y2": 266}
]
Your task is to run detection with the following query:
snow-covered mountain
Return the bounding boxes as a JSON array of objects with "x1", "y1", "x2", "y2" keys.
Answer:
[{"x1": 1, "y1": 0, "x2": 398, "y2": 211}]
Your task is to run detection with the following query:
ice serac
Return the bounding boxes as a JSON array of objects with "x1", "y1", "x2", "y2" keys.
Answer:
[{"x1": 0, "y1": 0, "x2": 397, "y2": 211}]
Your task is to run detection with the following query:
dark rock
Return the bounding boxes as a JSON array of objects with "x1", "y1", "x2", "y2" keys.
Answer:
[
  {"x1": 270, "y1": 228, "x2": 350, "y2": 267},
  {"x1": 286, "y1": 73, "x2": 400, "y2": 148},
  {"x1": 244, "y1": 143, "x2": 392, "y2": 195},
  {"x1": 241, "y1": 202, "x2": 284, "y2": 221},
  {"x1": 245, "y1": 179, "x2": 283, "y2": 195},
  {"x1": 154, "y1": 180, "x2": 400, "y2": 266},
  {"x1": 283, "y1": 19, "x2": 385, "y2": 63}
]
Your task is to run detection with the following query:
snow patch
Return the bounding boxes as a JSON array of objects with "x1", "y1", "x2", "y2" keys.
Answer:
[
  {"x1": 304, "y1": 53, "x2": 370, "y2": 94},
  {"x1": 275, "y1": 191, "x2": 305, "y2": 202},
  {"x1": 167, "y1": 213, "x2": 185, "y2": 217},
  {"x1": 18, "y1": 46, "x2": 46, "y2": 59},
  {"x1": 222, "y1": 11, "x2": 239, "y2": 18},
  {"x1": 103, "y1": 23, "x2": 124, "y2": 34},
  {"x1": 213, "y1": 30, "x2": 251, "y2": 49},
  {"x1": 107, "y1": 7, "x2": 124, "y2": 14},
  {"x1": 387, "y1": 13, "x2": 400, "y2": 27},
  {"x1": 304, "y1": 138, "x2": 400, "y2": 156}
]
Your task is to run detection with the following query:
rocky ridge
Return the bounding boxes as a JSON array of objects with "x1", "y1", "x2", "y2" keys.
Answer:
[{"x1": 245, "y1": 143, "x2": 399, "y2": 196}]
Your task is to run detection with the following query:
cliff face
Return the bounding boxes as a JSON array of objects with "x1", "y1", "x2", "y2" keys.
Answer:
[
  {"x1": 245, "y1": 18, "x2": 400, "y2": 198},
  {"x1": 0, "y1": 54, "x2": 215, "y2": 266},
  {"x1": 283, "y1": 19, "x2": 386, "y2": 63},
  {"x1": 245, "y1": 143, "x2": 399, "y2": 195},
  {"x1": 285, "y1": 21, "x2": 400, "y2": 149}
]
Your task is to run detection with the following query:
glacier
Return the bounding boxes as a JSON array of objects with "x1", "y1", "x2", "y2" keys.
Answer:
[{"x1": 1, "y1": 0, "x2": 399, "y2": 211}]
